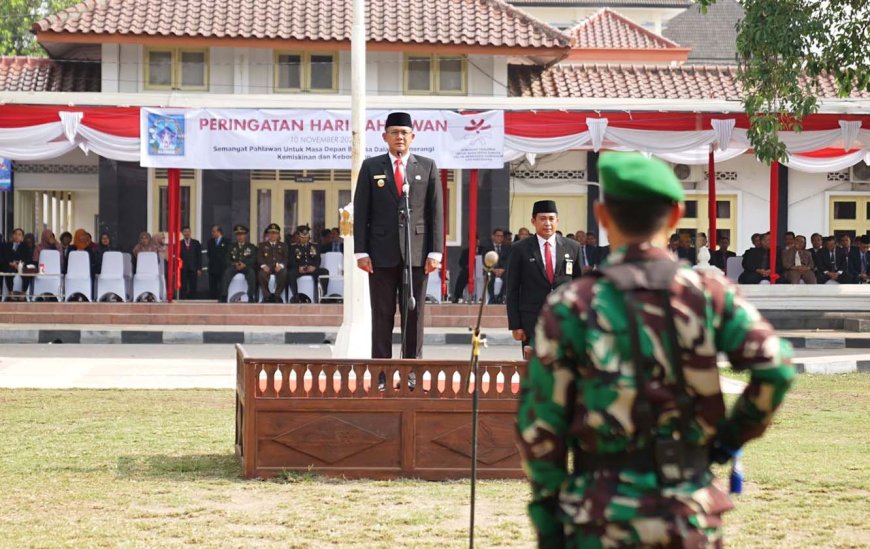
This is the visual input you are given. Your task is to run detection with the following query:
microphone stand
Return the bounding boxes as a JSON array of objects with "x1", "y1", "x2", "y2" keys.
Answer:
[
  {"x1": 400, "y1": 181, "x2": 416, "y2": 360},
  {"x1": 468, "y1": 256, "x2": 494, "y2": 549}
]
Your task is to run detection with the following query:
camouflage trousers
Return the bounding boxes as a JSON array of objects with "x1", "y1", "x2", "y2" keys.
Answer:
[{"x1": 564, "y1": 516, "x2": 723, "y2": 549}]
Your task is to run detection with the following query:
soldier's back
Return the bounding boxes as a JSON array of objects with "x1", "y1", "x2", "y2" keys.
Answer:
[{"x1": 519, "y1": 243, "x2": 794, "y2": 548}]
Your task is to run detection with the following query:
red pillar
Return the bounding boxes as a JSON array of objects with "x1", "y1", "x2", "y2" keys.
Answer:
[
  {"x1": 440, "y1": 169, "x2": 449, "y2": 301},
  {"x1": 467, "y1": 169, "x2": 478, "y2": 299},
  {"x1": 769, "y1": 161, "x2": 780, "y2": 284},
  {"x1": 708, "y1": 150, "x2": 717, "y2": 251},
  {"x1": 167, "y1": 168, "x2": 180, "y2": 302}
]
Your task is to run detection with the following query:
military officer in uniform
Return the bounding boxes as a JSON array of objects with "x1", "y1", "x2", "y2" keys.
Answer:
[
  {"x1": 288, "y1": 225, "x2": 329, "y2": 303},
  {"x1": 220, "y1": 225, "x2": 257, "y2": 303},
  {"x1": 257, "y1": 223, "x2": 289, "y2": 303},
  {"x1": 517, "y1": 152, "x2": 795, "y2": 547}
]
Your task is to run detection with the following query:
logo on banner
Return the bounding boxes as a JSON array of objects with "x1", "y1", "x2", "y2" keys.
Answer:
[
  {"x1": 464, "y1": 119, "x2": 492, "y2": 134},
  {"x1": 147, "y1": 114, "x2": 185, "y2": 156},
  {"x1": 0, "y1": 158, "x2": 11, "y2": 192}
]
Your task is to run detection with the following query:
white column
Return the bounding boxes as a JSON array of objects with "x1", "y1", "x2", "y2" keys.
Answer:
[{"x1": 333, "y1": 0, "x2": 372, "y2": 358}]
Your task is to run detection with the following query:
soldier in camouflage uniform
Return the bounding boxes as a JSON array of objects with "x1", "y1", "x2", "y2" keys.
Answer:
[
  {"x1": 517, "y1": 152, "x2": 795, "y2": 548},
  {"x1": 288, "y1": 225, "x2": 329, "y2": 303},
  {"x1": 220, "y1": 224, "x2": 257, "y2": 303}
]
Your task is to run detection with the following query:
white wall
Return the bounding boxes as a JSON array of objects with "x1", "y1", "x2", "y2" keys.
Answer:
[
  {"x1": 14, "y1": 150, "x2": 98, "y2": 192},
  {"x1": 73, "y1": 190, "x2": 99, "y2": 235},
  {"x1": 210, "y1": 47, "x2": 235, "y2": 93},
  {"x1": 248, "y1": 48, "x2": 273, "y2": 94},
  {"x1": 519, "y1": 7, "x2": 684, "y2": 33},
  {"x1": 118, "y1": 44, "x2": 141, "y2": 93},
  {"x1": 789, "y1": 170, "x2": 851, "y2": 239}
]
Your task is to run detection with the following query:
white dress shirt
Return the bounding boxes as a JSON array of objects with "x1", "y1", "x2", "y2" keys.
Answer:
[
  {"x1": 356, "y1": 151, "x2": 442, "y2": 264},
  {"x1": 536, "y1": 234, "x2": 557, "y2": 271}
]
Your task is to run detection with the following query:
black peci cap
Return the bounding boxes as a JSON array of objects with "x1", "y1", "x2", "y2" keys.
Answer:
[
  {"x1": 532, "y1": 200, "x2": 558, "y2": 217},
  {"x1": 385, "y1": 112, "x2": 413, "y2": 129}
]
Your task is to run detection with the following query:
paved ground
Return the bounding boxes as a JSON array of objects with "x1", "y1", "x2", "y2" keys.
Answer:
[{"x1": 2, "y1": 343, "x2": 859, "y2": 392}]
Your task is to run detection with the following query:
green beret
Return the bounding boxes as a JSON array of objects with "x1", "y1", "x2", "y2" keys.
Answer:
[{"x1": 598, "y1": 152, "x2": 684, "y2": 203}]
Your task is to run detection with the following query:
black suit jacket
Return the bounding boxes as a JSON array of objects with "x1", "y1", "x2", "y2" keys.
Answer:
[
  {"x1": 506, "y1": 234, "x2": 583, "y2": 332},
  {"x1": 180, "y1": 239, "x2": 202, "y2": 272},
  {"x1": 848, "y1": 247, "x2": 868, "y2": 279},
  {"x1": 711, "y1": 250, "x2": 736, "y2": 271},
  {"x1": 481, "y1": 244, "x2": 511, "y2": 270},
  {"x1": 2, "y1": 242, "x2": 32, "y2": 271},
  {"x1": 816, "y1": 247, "x2": 848, "y2": 279},
  {"x1": 207, "y1": 237, "x2": 229, "y2": 271},
  {"x1": 353, "y1": 153, "x2": 444, "y2": 268}
]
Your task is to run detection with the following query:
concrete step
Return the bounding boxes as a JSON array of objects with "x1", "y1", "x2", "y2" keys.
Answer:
[{"x1": 0, "y1": 302, "x2": 511, "y2": 328}]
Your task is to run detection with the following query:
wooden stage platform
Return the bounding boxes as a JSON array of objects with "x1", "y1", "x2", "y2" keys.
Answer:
[{"x1": 235, "y1": 346, "x2": 526, "y2": 479}]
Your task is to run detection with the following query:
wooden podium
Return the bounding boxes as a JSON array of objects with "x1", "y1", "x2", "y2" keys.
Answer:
[{"x1": 235, "y1": 345, "x2": 526, "y2": 479}]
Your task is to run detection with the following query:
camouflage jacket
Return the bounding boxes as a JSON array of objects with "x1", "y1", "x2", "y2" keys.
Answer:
[{"x1": 517, "y1": 244, "x2": 794, "y2": 545}]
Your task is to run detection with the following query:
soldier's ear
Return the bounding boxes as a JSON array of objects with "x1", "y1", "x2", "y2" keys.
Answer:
[{"x1": 666, "y1": 203, "x2": 684, "y2": 231}]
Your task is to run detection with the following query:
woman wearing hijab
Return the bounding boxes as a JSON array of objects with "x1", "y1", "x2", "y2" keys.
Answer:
[
  {"x1": 132, "y1": 231, "x2": 156, "y2": 259},
  {"x1": 64, "y1": 228, "x2": 97, "y2": 277},
  {"x1": 152, "y1": 232, "x2": 169, "y2": 263},
  {"x1": 33, "y1": 229, "x2": 63, "y2": 263}
]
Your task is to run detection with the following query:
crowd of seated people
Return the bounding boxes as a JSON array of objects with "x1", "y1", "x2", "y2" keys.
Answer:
[
  {"x1": 667, "y1": 228, "x2": 870, "y2": 285},
  {"x1": 5, "y1": 221, "x2": 867, "y2": 303}
]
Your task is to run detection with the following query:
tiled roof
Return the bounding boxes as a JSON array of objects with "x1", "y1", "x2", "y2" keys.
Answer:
[
  {"x1": 509, "y1": 64, "x2": 870, "y2": 99},
  {"x1": 508, "y1": 1, "x2": 690, "y2": 6},
  {"x1": 34, "y1": 0, "x2": 570, "y2": 50},
  {"x1": 566, "y1": 8, "x2": 681, "y2": 49},
  {"x1": 0, "y1": 56, "x2": 100, "y2": 92},
  {"x1": 662, "y1": 0, "x2": 742, "y2": 65},
  {"x1": 510, "y1": 64, "x2": 743, "y2": 99}
]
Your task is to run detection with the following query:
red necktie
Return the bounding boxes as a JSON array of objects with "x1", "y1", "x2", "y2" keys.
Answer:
[
  {"x1": 544, "y1": 241, "x2": 554, "y2": 284},
  {"x1": 394, "y1": 158, "x2": 403, "y2": 197}
]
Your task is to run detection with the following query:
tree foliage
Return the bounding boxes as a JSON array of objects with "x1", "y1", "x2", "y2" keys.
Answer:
[
  {"x1": 697, "y1": 0, "x2": 870, "y2": 163},
  {"x1": 0, "y1": 0, "x2": 80, "y2": 56}
]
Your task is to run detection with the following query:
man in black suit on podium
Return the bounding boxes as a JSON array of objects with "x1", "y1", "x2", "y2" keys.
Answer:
[
  {"x1": 506, "y1": 200, "x2": 583, "y2": 358},
  {"x1": 353, "y1": 112, "x2": 444, "y2": 359}
]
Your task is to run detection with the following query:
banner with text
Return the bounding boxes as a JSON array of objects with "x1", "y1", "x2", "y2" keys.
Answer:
[{"x1": 140, "y1": 109, "x2": 504, "y2": 169}]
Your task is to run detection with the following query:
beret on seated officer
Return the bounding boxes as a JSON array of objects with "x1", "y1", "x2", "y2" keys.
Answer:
[{"x1": 517, "y1": 151, "x2": 794, "y2": 548}]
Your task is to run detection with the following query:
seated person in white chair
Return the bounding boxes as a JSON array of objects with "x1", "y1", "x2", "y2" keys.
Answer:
[
  {"x1": 257, "y1": 223, "x2": 289, "y2": 303},
  {"x1": 782, "y1": 235, "x2": 816, "y2": 284},
  {"x1": 220, "y1": 224, "x2": 257, "y2": 303},
  {"x1": 289, "y1": 225, "x2": 329, "y2": 303}
]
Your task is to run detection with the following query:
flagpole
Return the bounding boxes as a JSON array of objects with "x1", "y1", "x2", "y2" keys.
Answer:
[{"x1": 334, "y1": 0, "x2": 372, "y2": 358}]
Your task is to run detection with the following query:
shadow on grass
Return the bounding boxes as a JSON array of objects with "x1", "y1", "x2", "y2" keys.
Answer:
[{"x1": 117, "y1": 453, "x2": 241, "y2": 481}]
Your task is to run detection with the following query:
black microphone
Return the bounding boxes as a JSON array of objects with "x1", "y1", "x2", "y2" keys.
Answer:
[{"x1": 483, "y1": 250, "x2": 499, "y2": 272}]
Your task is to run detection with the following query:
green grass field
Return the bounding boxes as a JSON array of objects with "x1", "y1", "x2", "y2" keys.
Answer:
[{"x1": 0, "y1": 374, "x2": 867, "y2": 548}]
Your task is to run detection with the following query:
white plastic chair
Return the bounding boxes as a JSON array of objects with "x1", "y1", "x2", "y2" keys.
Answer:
[
  {"x1": 64, "y1": 251, "x2": 93, "y2": 302},
  {"x1": 122, "y1": 253, "x2": 134, "y2": 299},
  {"x1": 320, "y1": 251, "x2": 344, "y2": 301},
  {"x1": 133, "y1": 252, "x2": 163, "y2": 302},
  {"x1": 259, "y1": 273, "x2": 286, "y2": 303},
  {"x1": 726, "y1": 256, "x2": 743, "y2": 282},
  {"x1": 426, "y1": 268, "x2": 442, "y2": 303},
  {"x1": 97, "y1": 251, "x2": 128, "y2": 302},
  {"x1": 227, "y1": 273, "x2": 250, "y2": 303},
  {"x1": 32, "y1": 249, "x2": 62, "y2": 300},
  {"x1": 1, "y1": 274, "x2": 24, "y2": 301},
  {"x1": 296, "y1": 276, "x2": 316, "y2": 303}
]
